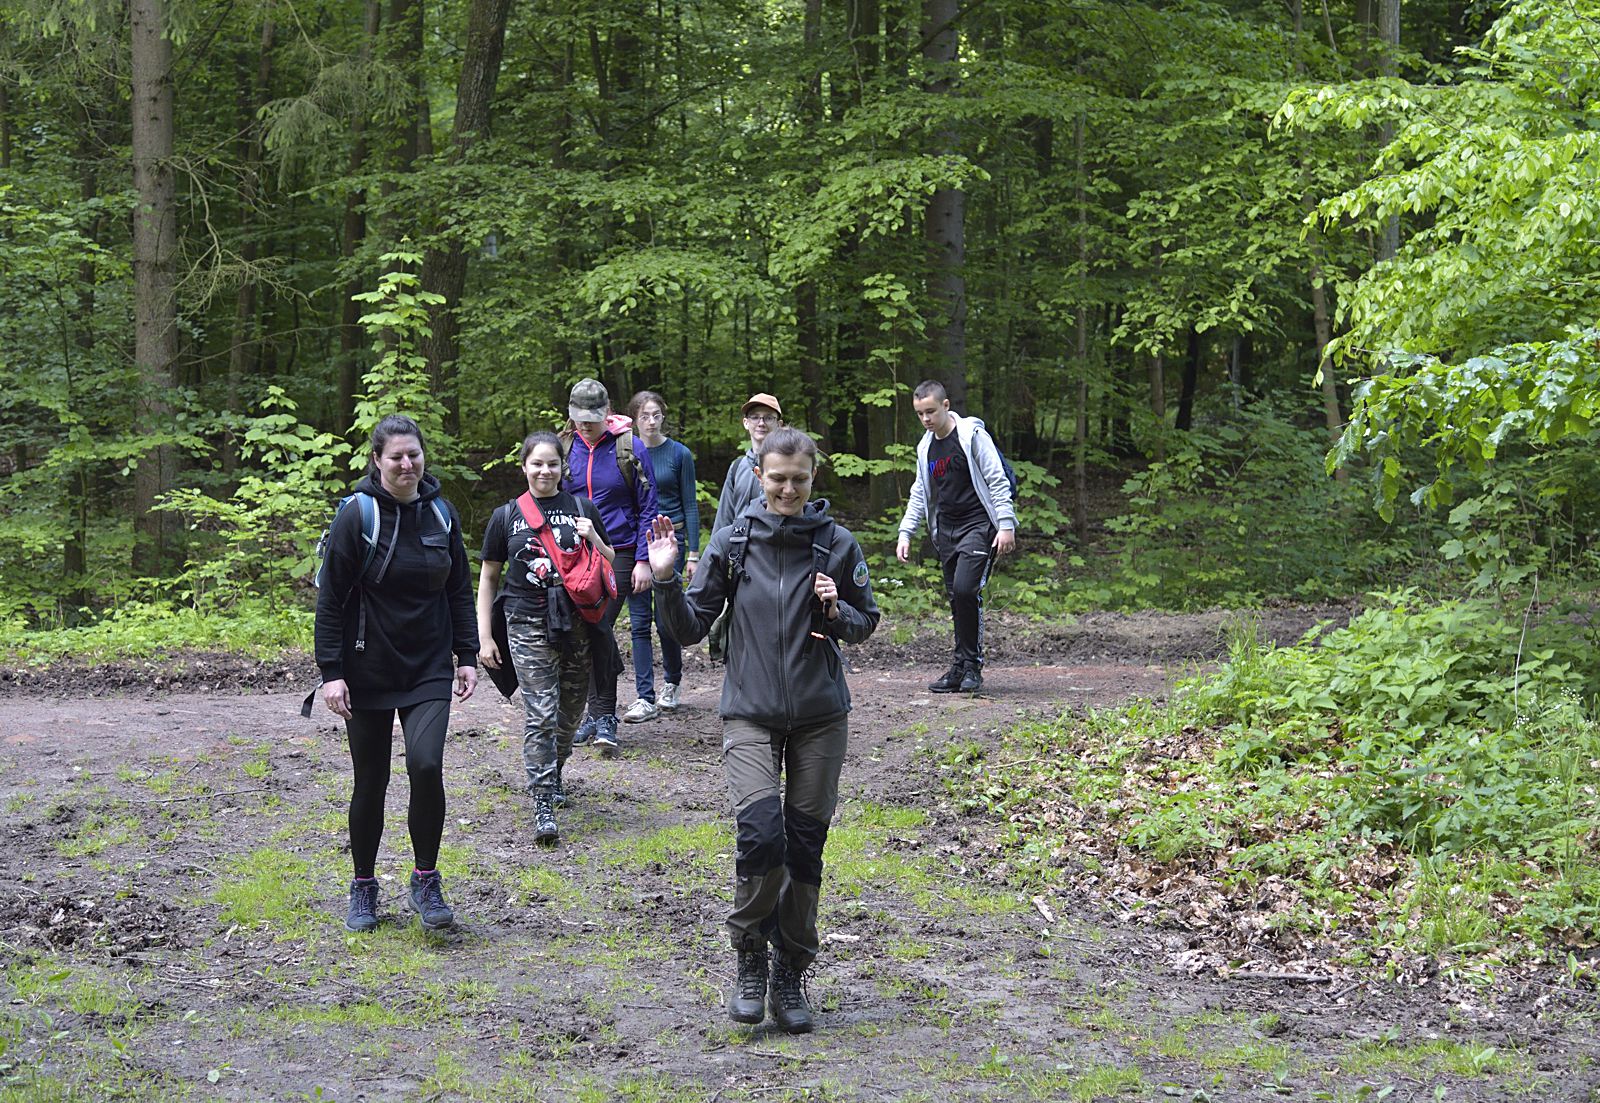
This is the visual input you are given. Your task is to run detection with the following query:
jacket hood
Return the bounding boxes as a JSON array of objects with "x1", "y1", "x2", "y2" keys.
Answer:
[
  {"x1": 738, "y1": 497, "x2": 834, "y2": 538},
  {"x1": 604, "y1": 412, "x2": 634, "y2": 437},
  {"x1": 356, "y1": 471, "x2": 444, "y2": 506}
]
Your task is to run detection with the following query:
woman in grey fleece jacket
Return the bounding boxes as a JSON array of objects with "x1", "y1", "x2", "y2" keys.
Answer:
[{"x1": 646, "y1": 427, "x2": 879, "y2": 1034}]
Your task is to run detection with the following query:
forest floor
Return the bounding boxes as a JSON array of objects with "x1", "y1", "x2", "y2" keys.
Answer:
[{"x1": 1, "y1": 604, "x2": 1596, "y2": 1102}]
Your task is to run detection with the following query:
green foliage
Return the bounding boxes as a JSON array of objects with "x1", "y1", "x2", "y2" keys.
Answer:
[
  {"x1": 955, "y1": 594, "x2": 1600, "y2": 955},
  {"x1": 1080, "y1": 399, "x2": 1418, "y2": 610},
  {"x1": 351, "y1": 251, "x2": 472, "y2": 484},
  {"x1": 154, "y1": 388, "x2": 351, "y2": 606}
]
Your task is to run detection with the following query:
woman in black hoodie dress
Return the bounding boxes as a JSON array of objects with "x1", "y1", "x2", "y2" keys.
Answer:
[{"x1": 314, "y1": 415, "x2": 479, "y2": 934}]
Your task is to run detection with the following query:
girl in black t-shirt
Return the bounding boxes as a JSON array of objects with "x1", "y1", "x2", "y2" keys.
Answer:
[{"x1": 477, "y1": 432, "x2": 613, "y2": 843}]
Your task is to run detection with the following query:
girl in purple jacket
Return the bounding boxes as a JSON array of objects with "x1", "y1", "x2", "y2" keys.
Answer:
[{"x1": 561, "y1": 378, "x2": 659, "y2": 755}]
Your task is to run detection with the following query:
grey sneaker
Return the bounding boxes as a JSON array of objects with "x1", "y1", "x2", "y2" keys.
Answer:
[
  {"x1": 408, "y1": 870, "x2": 455, "y2": 931},
  {"x1": 344, "y1": 878, "x2": 379, "y2": 933},
  {"x1": 592, "y1": 715, "x2": 619, "y2": 758},
  {"x1": 622, "y1": 698, "x2": 659, "y2": 723},
  {"x1": 659, "y1": 682, "x2": 681, "y2": 711}
]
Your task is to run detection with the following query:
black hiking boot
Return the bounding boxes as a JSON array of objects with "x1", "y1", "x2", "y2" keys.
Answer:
[
  {"x1": 769, "y1": 956, "x2": 814, "y2": 1034},
  {"x1": 552, "y1": 762, "x2": 568, "y2": 809},
  {"x1": 728, "y1": 948, "x2": 769, "y2": 1025},
  {"x1": 344, "y1": 878, "x2": 379, "y2": 933},
  {"x1": 958, "y1": 665, "x2": 983, "y2": 693},
  {"x1": 408, "y1": 870, "x2": 455, "y2": 931},
  {"x1": 534, "y1": 793, "x2": 560, "y2": 845},
  {"x1": 929, "y1": 664, "x2": 965, "y2": 693}
]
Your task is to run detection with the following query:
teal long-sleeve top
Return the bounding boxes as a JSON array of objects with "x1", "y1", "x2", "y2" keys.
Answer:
[{"x1": 647, "y1": 438, "x2": 700, "y2": 554}]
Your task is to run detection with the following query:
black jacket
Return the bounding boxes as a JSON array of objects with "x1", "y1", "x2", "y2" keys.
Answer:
[
  {"x1": 655, "y1": 499, "x2": 878, "y2": 729},
  {"x1": 313, "y1": 473, "x2": 478, "y2": 710}
]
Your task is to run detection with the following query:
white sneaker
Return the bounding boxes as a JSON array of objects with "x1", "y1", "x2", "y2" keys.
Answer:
[
  {"x1": 622, "y1": 698, "x2": 659, "y2": 724},
  {"x1": 659, "y1": 683, "x2": 681, "y2": 711}
]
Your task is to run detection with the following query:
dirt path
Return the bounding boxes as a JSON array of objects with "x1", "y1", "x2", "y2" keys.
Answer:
[{"x1": 1, "y1": 618, "x2": 1594, "y2": 1101}]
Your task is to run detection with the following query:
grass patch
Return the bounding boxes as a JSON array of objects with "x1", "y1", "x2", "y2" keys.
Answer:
[{"x1": 211, "y1": 847, "x2": 321, "y2": 938}]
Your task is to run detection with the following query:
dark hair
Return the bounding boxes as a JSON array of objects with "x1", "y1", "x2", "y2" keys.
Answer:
[
  {"x1": 913, "y1": 379, "x2": 948, "y2": 403},
  {"x1": 627, "y1": 390, "x2": 667, "y2": 431},
  {"x1": 755, "y1": 427, "x2": 819, "y2": 470},
  {"x1": 367, "y1": 414, "x2": 426, "y2": 479},
  {"x1": 520, "y1": 430, "x2": 566, "y2": 476}
]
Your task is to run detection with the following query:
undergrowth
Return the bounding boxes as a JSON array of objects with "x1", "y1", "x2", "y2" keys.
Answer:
[{"x1": 945, "y1": 590, "x2": 1600, "y2": 968}]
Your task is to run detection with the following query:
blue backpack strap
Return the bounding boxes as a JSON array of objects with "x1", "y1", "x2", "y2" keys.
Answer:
[
  {"x1": 428, "y1": 499, "x2": 450, "y2": 535},
  {"x1": 353, "y1": 493, "x2": 381, "y2": 577}
]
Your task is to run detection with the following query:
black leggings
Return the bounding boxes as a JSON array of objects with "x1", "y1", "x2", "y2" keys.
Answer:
[{"x1": 346, "y1": 698, "x2": 450, "y2": 879}]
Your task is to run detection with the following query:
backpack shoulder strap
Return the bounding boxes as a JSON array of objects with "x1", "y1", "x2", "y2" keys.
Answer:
[
  {"x1": 725, "y1": 519, "x2": 751, "y2": 606},
  {"x1": 428, "y1": 499, "x2": 450, "y2": 534},
  {"x1": 352, "y1": 493, "x2": 381, "y2": 577},
  {"x1": 805, "y1": 519, "x2": 837, "y2": 651}
]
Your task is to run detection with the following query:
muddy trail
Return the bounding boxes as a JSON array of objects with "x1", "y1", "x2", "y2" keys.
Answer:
[{"x1": 1, "y1": 605, "x2": 1594, "y2": 1102}]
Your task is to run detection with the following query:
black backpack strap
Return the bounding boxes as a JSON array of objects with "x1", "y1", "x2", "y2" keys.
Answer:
[
  {"x1": 806, "y1": 520, "x2": 836, "y2": 653},
  {"x1": 725, "y1": 520, "x2": 751, "y2": 608}
]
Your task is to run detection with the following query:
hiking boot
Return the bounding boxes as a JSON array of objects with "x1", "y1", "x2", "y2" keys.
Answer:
[
  {"x1": 659, "y1": 682, "x2": 681, "y2": 711},
  {"x1": 958, "y1": 666, "x2": 983, "y2": 694},
  {"x1": 408, "y1": 870, "x2": 455, "y2": 931},
  {"x1": 592, "y1": 715, "x2": 620, "y2": 758},
  {"x1": 534, "y1": 793, "x2": 559, "y2": 845},
  {"x1": 344, "y1": 878, "x2": 379, "y2": 933},
  {"x1": 769, "y1": 956, "x2": 814, "y2": 1034},
  {"x1": 622, "y1": 698, "x2": 659, "y2": 723},
  {"x1": 572, "y1": 716, "x2": 597, "y2": 746},
  {"x1": 552, "y1": 762, "x2": 568, "y2": 809},
  {"x1": 929, "y1": 664, "x2": 965, "y2": 693},
  {"x1": 727, "y1": 948, "x2": 769, "y2": 1024}
]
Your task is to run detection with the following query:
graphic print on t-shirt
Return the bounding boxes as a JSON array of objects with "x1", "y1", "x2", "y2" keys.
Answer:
[
  {"x1": 927, "y1": 431, "x2": 986, "y2": 528},
  {"x1": 481, "y1": 492, "x2": 591, "y2": 597}
]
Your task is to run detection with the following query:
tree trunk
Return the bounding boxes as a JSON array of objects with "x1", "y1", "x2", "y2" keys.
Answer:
[
  {"x1": 1074, "y1": 316, "x2": 1089, "y2": 545},
  {"x1": 130, "y1": 0, "x2": 179, "y2": 575},
  {"x1": 339, "y1": 0, "x2": 381, "y2": 434},
  {"x1": 419, "y1": 0, "x2": 513, "y2": 436},
  {"x1": 1175, "y1": 327, "x2": 1202, "y2": 431},
  {"x1": 922, "y1": 0, "x2": 966, "y2": 406},
  {"x1": 0, "y1": 73, "x2": 10, "y2": 170},
  {"x1": 1148, "y1": 353, "x2": 1166, "y2": 463},
  {"x1": 793, "y1": 0, "x2": 827, "y2": 449},
  {"x1": 227, "y1": 17, "x2": 274, "y2": 474},
  {"x1": 1377, "y1": 0, "x2": 1401, "y2": 262}
]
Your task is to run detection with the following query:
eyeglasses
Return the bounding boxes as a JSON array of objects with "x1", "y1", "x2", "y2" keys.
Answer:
[{"x1": 745, "y1": 414, "x2": 779, "y2": 424}]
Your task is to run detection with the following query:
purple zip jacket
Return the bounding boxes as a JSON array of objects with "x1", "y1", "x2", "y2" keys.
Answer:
[{"x1": 562, "y1": 413, "x2": 659, "y2": 561}]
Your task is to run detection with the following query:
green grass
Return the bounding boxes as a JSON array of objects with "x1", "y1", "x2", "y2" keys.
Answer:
[{"x1": 211, "y1": 847, "x2": 322, "y2": 938}]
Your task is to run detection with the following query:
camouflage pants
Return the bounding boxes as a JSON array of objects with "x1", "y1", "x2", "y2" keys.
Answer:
[{"x1": 506, "y1": 605, "x2": 590, "y2": 794}]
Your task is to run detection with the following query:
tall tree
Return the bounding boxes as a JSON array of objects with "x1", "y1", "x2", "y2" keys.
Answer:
[
  {"x1": 418, "y1": 0, "x2": 514, "y2": 434},
  {"x1": 130, "y1": 0, "x2": 178, "y2": 573},
  {"x1": 922, "y1": 0, "x2": 966, "y2": 405}
]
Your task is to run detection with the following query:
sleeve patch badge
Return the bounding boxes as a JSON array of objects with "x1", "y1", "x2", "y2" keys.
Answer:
[{"x1": 852, "y1": 560, "x2": 870, "y2": 588}]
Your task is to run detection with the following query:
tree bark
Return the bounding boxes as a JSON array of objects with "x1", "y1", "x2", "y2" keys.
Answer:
[
  {"x1": 1175, "y1": 327, "x2": 1202, "y2": 431},
  {"x1": 794, "y1": 0, "x2": 827, "y2": 449},
  {"x1": 130, "y1": 0, "x2": 179, "y2": 575},
  {"x1": 1148, "y1": 353, "x2": 1166, "y2": 463},
  {"x1": 0, "y1": 73, "x2": 11, "y2": 170},
  {"x1": 339, "y1": 0, "x2": 382, "y2": 434},
  {"x1": 227, "y1": 17, "x2": 274, "y2": 473},
  {"x1": 922, "y1": 0, "x2": 966, "y2": 406},
  {"x1": 419, "y1": 0, "x2": 514, "y2": 435},
  {"x1": 1377, "y1": 0, "x2": 1401, "y2": 262}
]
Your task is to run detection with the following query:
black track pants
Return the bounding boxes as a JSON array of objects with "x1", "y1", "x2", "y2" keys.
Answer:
[
  {"x1": 346, "y1": 698, "x2": 450, "y2": 878},
  {"x1": 934, "y1": 521, "x2": 995, "y2": 670}
]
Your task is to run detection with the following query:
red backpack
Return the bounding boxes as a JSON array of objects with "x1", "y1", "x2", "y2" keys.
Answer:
[{"x1": 516, "y1": 493, "x2": 617, "y2": 624}]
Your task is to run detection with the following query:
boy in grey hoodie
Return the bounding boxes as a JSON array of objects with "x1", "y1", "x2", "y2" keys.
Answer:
[{"x1": 895, "y1": 379, "x2": 1017, "y2": 694}]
